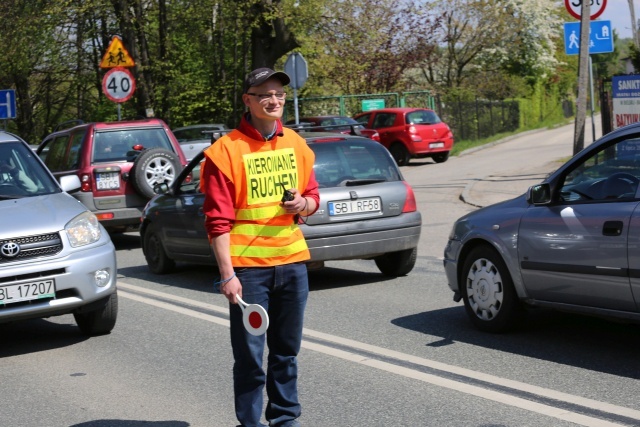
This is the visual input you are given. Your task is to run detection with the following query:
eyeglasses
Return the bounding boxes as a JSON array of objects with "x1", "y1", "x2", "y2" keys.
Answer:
[{"x1": 246, "y1": 92, "x2": 286, "y2": 101}]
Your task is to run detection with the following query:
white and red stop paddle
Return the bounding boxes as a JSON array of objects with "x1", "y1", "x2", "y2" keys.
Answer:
[{"x1": 236, "y1": 296, "x2": 269, "y2": 336}]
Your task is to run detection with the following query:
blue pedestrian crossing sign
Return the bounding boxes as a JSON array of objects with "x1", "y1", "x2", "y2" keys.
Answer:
[
  {"x1": 564, "y1": 21, "x2": 614, "y2": 55},
  {"x1": 0, "y1": 89, "x2": 16, "y2": 120}
]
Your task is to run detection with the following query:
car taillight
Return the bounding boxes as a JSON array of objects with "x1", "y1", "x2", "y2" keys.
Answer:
[
  {"x1": 407, "y1": 125, "x2": 422, "y2": 142},
  {"x1": 402, "y1": 181, "x2": 417, "y2": 213},
  {"x1": 80, "y1": 174, "x2": 92, "y2": 192}
]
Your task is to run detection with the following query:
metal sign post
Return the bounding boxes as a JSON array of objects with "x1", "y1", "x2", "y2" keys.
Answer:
[{"x1": 284, "y1": 53, "x2": 309, "y2": 124}]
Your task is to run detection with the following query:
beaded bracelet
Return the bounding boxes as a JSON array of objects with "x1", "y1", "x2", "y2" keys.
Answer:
[{"x1": 214, "y1": 272, "x2": 236, "y2": 289}]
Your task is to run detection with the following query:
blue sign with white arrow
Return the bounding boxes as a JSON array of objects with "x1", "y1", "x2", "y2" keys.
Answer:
[
  {"x1": 0, "y1": 89, "x2": 16, "y2": 120},
  {"x1": 564, "y1": 20, "x2": 614, "y2": 55}
]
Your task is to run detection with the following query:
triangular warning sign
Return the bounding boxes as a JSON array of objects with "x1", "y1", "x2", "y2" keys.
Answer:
[{"x1": 100, "y1": 36, "x2": 135, "y2": 69}]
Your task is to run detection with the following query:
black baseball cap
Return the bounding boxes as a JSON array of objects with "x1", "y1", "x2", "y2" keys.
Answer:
[{"x1": 243, "y1": 68, "x2": 290, "y2": 93}]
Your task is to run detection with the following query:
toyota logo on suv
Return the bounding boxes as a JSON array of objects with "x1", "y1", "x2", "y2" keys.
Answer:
[{"x1": 1, "y1": 241, "x2": 21, "y2": 258}]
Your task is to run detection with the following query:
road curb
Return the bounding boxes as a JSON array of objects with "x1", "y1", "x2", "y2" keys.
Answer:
[{"x1": 457, "y1": 125, "x2": 570, "y2": 207}]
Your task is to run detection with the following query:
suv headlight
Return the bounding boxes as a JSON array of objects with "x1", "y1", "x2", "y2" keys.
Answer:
[{"x1": 66, "y1": 211, "x2": 102, "y2": 247}]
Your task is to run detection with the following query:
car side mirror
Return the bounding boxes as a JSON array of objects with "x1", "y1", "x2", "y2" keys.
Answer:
[
  {"x1": 60, "y1": 175, "x2": 82, "y2": 193},
  {"x1": 527, "y1": 183, "x2": 551, "y2": 205}
]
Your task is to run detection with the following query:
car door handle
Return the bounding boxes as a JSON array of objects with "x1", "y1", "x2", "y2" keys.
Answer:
[{"x1": 603, "y1": 220, "x2": 623, "y2": 236}]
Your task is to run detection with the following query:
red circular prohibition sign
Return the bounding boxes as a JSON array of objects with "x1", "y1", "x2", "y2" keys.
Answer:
[
  {"x1": 564, "y1": 0, "x2": 608, "y2": 21},
  {"x1": 102, "y1": 67, "x2": 136, "y2": 103}
]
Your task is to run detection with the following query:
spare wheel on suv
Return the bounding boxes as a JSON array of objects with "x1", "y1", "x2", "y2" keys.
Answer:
[{"x1": 130, "y1": 147, "x2": 181, "y2": 198}]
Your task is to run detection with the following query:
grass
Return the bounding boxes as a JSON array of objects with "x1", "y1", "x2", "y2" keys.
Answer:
[{"x1": 450, "y1": 131, "x2": 519, "y2": 157}]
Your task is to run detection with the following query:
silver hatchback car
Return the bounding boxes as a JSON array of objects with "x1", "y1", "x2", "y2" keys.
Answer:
[
  {"x1": 0, "y1": 131, "x2": 117, "y2": 335},
  {"x1": 444, "y1": 122, "x2": 640, "y2": 332},
  {"x1": 140, "y1": 134, "x2": 422, "y2": 277}
]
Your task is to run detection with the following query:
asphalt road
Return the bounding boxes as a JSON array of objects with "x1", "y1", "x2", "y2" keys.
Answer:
[{"x1": 3, "y1": 116, "x2": 640, "y2": 427}]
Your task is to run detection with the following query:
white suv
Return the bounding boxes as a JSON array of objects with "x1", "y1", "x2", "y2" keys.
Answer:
[{"x1": 0, "y1": 131, "x2": 117, "y2": 336}]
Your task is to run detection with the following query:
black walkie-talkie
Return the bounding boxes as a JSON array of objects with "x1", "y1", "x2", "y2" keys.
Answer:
[{"x1": 280, "y1": 183, "x2": 294, "y2": 202}]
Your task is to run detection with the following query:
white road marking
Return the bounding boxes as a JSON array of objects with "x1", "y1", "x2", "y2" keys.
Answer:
[{"x1": 118, "y1": 281, "x2": 640, "y2": 427}]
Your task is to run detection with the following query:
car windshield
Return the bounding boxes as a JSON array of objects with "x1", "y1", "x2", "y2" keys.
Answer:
[
  {"x1": 93, "y1": 128, "x2": 173, "y2": 162},
  {"x1": 0, "y1": 141, "x2": 60, "y2": 198},
  {"x1": 310, "y1": 140, "x2": 401, "y2": 187},
  {"x1": 406, "y1": 110, "x2": 441, "y2": 125}
]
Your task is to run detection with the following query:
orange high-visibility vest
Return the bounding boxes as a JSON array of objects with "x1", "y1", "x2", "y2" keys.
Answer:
[{"x1": 203, "y1": 128, "x2": 315, "y2": 267}]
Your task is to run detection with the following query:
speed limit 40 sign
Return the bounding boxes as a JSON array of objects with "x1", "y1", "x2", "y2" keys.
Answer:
[
  {"x1": 102, "y1": 67, "x2": 136, "y2": 103},
  {"x1": 564, "y1": 0, "x2": 607, "y2": 20}
]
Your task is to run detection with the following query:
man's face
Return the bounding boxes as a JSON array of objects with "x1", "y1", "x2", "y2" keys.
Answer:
[{"x1": 242, "y1": 79, "x2": 286, "y2": 122}]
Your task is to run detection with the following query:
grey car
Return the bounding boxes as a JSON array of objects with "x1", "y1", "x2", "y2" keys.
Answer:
[
  {"x1": 172, "y1": 123, "x2": 231, "y2": 161},
  {"x1": 0, "y1": 131, "x2": 117, "y2": 335},
  {"x1": 140, "y1": 134, "x2": 422, "y2": 276},
  {"x1": 444, "y1": 122, "x2": 640, "y2": 332}
]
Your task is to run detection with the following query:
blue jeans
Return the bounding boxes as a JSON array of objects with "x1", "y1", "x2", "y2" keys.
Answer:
[{"x1": 230, "y1": 262, "x2": 308, "y2": 427}]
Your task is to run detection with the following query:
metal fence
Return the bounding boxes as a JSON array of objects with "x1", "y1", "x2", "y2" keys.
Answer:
[
  {"x1": 435, "y1": 95, "x2": 520, "y2": 141},
  {"x1": 284, "y1": 91, "x2": 436, "y2": 122},
  {"x1": 284, "y1": 91, "x2": 522, "y2": 142}
]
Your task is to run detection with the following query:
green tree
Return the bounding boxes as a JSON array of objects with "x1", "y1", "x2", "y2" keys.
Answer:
[
  {"x1": 288, "y1": 0, "x2": 441, "y2": 97},
  {"x1": 423, "y1": 0, "x2": 562, "y2": 92}
]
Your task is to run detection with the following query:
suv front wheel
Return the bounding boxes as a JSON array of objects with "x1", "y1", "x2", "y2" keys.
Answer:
[
  {"x1": 131, "y1": 148, "x2": 181, "y2": 198},
  {"x1": 73, "y1": 293, "x2": 118, "y2": 336}
]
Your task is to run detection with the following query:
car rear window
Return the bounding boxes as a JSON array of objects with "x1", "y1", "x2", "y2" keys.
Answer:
[
  {"x1": 174, "y1": 126, "x2": 224, "y2": 143},
  {"x1": 310, "y1": 141, "x2": 401, "y2": 187},
  {"x1": 406, "y1": 110, "x2": 441, "y2": 125},
  {"x1": 93, "y1": 128, "x2": 174, "y2": 162}
]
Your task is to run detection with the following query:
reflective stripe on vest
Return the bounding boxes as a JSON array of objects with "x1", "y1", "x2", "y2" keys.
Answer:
[
  {"x1": 235, "y1": 205, "x2": 284, "y2": 221},
  {"x1": 230, "y1": 238, "x2": 309, "y2": 258}
]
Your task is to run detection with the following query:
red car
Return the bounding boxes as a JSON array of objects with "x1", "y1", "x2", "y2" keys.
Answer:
[{"x1": 353, "y1": 108, "x2": 454, "y2": 166}]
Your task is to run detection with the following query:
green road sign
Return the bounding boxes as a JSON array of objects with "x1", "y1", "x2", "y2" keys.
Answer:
[{"x1": 362, "y1": 99, "x2": 385, "y2": 111}]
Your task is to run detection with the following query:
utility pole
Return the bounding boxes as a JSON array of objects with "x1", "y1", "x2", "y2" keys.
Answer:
[
  {"x1": 573, "y1": 0, "x2": 591, "y2": 155},
  {"x1": 629, "y1": 0, "x2": 639, "y2": 48}
]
